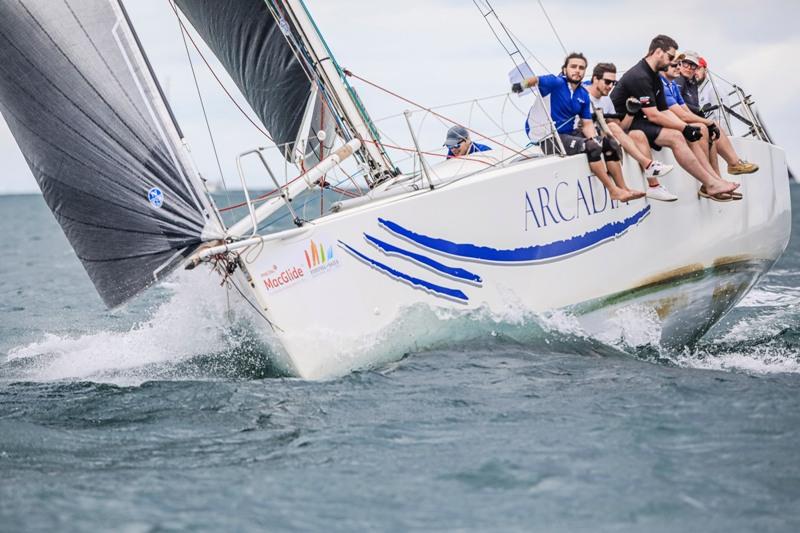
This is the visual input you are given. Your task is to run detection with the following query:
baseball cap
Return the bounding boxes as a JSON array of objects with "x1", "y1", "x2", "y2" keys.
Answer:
[
  {"x1": 444, "y1": 125, "x2": 469, "y2": 147},
  {"x1": 681, "y1": 50, "x2": 701, "y2": 66}
]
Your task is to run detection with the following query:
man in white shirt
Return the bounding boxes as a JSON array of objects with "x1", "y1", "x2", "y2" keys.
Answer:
[{"x1": 586, "y1": 62, "x2": 677, "y2": 201}]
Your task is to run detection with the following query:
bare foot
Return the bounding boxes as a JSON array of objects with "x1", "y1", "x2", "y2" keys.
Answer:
[
  {"x1": 705, "y1": 180, "x2": 740, "y2": 195},
  {"x1": 611, "y1": 189, "x2": 639, "y2": 202}
]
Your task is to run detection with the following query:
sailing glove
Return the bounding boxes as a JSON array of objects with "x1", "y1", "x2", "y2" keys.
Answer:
[
  {"x1": 683, "y1": 125, "x2": 703, "y2": 142},
  {"x1": 511, "y1": 82, "x2": 523, "y2": 94},
  {"x1": 707, "y1": 123, "x2": 721, "y2": 141},
  {"x1": 625, "y1": 97, "x2": 642, "y2": 115}
]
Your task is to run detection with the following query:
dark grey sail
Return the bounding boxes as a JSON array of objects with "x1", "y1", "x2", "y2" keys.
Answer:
[
  {"x1": 0, "y1": 0, "x2": 221, "y2": 308},
  {"x1": 175, "y1": 0, "x2": 320, "y2": 161}
]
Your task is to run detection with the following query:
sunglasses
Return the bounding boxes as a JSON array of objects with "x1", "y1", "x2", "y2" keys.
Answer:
[
  {"x1": 682, "y1": 61, "x2": 698, "y2": 69},
  {"x1": 448, "y1": 140, "x2": 465, "y2": 149},
  {"x1": 665, "y1": 51, "x2": 676, "y2": 61},
  {"x1": 601, "y1": 78, "x2": 617, "y2": 86},
  {"x1": 669, "y1": 63, "x2": 680, "y2": 68}
]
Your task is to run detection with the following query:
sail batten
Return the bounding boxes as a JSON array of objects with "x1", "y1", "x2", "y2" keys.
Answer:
[{"x1": 0, "y1": 0, "x2": 219, "y2": 307}]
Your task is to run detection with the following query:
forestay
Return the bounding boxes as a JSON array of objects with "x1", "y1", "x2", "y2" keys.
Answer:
[{"x1": 0, "y1": 0, "x2": 220, "y2": 307}]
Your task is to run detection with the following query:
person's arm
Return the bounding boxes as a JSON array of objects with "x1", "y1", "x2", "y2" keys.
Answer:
[
  {"x1": 580, "y1": 117, "x2": 599, "y2": 140},
  {"x1": 512, "y1": 74, "x2": 540, "y2": 93}
]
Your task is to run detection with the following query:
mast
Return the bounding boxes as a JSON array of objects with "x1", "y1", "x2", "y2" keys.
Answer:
[{"x1": 280, "y1": 0, "x2": 397, "y2": 184}]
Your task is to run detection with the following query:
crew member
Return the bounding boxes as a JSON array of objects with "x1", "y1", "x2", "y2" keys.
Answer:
[
  {"x1": 513, "y1": 53, "x2": 643, "y2": 202},
  {"x1": 586, "y1": 62, "x2": 676, "y2": 201},
  {"x1": 610, "y1": 35, "x2": 740, "y2": 201},
  {"x1": 444, "y1": 125, "x2": 491, "y2": 159}
]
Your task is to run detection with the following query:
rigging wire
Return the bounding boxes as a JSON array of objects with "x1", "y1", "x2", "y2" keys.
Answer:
[
  {"x1": 171, "y1": 2, "x2": 230, "y2": 207},
  {"x1": 537, "y1": 0, "x2": 567, "y2": 55},
  {"x1": 344, "y1": 70, "x2": 529, "y2": 159}
]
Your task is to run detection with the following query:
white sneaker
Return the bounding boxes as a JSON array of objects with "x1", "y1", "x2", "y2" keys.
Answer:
[
  {"x1": 644, "y1": 160, "x2": 674, "y2": 179},
  {"x1": 647, "y1": 184, "x2": 678, "y2": 202}
]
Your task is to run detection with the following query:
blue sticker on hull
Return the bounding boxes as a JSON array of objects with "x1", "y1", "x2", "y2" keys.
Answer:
[
  {"x1": 378, "y1": 205, "x2": 650, "y2": 263},
  {"x1": 338, "y1": 241, "x2": 469, "y2": 302},
  {"x1": 364, "y1": 233, "x2": 482, "y2": 284}
]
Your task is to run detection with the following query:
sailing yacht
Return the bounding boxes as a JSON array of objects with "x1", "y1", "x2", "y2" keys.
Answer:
[{"x1": 0, "y1": 0, "x2": 791, "y2": 379}]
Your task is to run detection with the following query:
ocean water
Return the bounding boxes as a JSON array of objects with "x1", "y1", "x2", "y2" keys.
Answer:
[{"x1": 1, "y1": 189, "x2": 799, "y2": 532}]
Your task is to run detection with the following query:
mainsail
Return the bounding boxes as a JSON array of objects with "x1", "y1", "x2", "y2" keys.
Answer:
[{"x1": 0, "y1": 0, "x2": 221, "y2": 307}]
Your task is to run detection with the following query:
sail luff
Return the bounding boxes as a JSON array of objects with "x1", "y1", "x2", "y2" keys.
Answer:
[{"x1": 111, "y1": 0, "x2": 221, "y2": 231}]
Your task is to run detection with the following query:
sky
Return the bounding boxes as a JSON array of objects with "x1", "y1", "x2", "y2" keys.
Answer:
[{"x1": 1, "y1": 0, "x2": 798, "y2": 194}]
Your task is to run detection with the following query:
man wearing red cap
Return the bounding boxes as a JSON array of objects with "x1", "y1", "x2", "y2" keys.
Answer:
[{"x1": 676, "y1": 51, "x2": 758, "y2": 176}]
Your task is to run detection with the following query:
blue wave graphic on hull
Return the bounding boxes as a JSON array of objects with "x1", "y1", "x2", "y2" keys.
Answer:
[
  {"x1": 363, "y1": 234, "x2": 482, "y2": 284},
  {"x1": 378, "y1": 205, "x2": 651, "y2": 263},
  {"x1": 338, "y1": 241, "x2": 469, "y2": 302}
]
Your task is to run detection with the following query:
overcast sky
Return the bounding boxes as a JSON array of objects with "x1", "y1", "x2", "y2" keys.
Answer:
[{"x1": 1, "y1": 0, "x2": 798, "y2": 194}]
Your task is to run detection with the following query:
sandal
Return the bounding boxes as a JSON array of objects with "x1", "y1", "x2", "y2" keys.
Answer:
[{"x1": 698, "y1": 186, "x2": 736, "y2": 202}]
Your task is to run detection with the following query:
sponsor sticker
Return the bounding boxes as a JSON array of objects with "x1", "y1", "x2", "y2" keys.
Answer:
[
  {"x1": 148, "y1": 187, "x2": 163, "y2": 208},
  {"x1": 258, "y1": 238, "x2": 341, "y2": 294}
]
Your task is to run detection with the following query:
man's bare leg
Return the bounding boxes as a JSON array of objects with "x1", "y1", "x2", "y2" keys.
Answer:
[
  {"x1": 688, "y1": 124, "x2": 723, "y2": 179},
  {"x1": 588, "y1": 160, "x2": 637, "y2": 201},
  {"x1": 608, "y1": 122, "x2": 651, "y2": 170},
  {"x1": 714, "y1": 130, "x2": 742, "y2": 166},
  {"x1": 607, "y1": 160, "x2": 645, "y2": 198},
  {"x1": 655, "y1": 129, "x2": 738, "y2": 195},
  {"x1": 629, "y1": 131, "x2": 663, "y2": 187},
  {"x1": 709, "y1": 142, "x2": 721, "y2": 176}
]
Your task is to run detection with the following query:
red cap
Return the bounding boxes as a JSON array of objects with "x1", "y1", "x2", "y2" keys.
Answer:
[{"x1": 698, "y1": 57, "x2": 708, "y2": 68}]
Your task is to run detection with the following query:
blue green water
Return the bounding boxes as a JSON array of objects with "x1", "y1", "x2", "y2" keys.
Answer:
[{"x1": 1, "y1": 189, "x2": 799, "y2": 532}]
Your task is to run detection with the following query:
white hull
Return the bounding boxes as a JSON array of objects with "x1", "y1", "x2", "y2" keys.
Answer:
[{"x1": 234, "y1": 138, "x2": 791, "y2": 379}]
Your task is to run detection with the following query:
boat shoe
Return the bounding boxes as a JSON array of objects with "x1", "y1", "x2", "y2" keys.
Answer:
[{"x1": 728, "y1": 160, "x2": 759, "y2": 175}]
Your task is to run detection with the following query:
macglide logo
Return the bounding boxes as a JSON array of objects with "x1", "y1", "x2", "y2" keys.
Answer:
[
  {"x1": 261, "y1": 265, "x2": 304, "y2": 292},
  {"x1": 304, "y1": 239, "x2": 340, "y2": 277}
]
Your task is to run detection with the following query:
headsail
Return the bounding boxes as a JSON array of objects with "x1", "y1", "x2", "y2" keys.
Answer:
[
  {"x1": 0, "y1": 0, "x2": 221, "y2": 308},
  {"x1": 174, "y1": 0, "x2": 317, "y2": 161}
]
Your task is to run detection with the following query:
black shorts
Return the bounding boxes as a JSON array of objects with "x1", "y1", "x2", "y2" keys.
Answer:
[
  {"x1": 630, "y1": 118, "x2": 663, "y2": 151},
  {"x1": 540, "y1": 133, "x2": 618, "y2": 160},
  {"x1": 540, "y1": 133, "x2": 586, "y2": 156}
]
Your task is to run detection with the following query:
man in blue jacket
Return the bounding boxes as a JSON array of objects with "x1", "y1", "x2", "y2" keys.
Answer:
[
  {"x1": 444, "y1": 125, "x2": 491, "y2": 159},
  {"x1": 513, "y1": 53, "x2": 643, "y2": 202}
]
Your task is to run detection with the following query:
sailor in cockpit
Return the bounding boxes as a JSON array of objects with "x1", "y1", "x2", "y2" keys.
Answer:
[{"x1": 444, "y1": 125, "x2": 491, "y2": 159}]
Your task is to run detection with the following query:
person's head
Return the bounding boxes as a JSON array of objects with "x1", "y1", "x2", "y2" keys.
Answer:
[
  {"x1": 444, "y1": 125, "x2": 471, "y2": 157},
  {"x1": 679, "y1": 50, "x2": 701, "y2": 79},
  {"x1": 591, "y1": 63, "x2": 617, "y2": 96},
  {"x1": 664, "y1": 53, "x2": 683, "y2": 81},
  {"x1": 696, "y1": 57, "x2": 708, "y2": 82},
  {"x1": 646, "y1": 34, "x2": 679, "y2": 71},
  {"x1": 561, "y1": 52, "x2": 588, "y2": 85}
]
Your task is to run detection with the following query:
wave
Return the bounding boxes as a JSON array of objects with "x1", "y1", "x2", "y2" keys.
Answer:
[{"x1": 3, "y1": 266, "x2": 799, "y2": 384}]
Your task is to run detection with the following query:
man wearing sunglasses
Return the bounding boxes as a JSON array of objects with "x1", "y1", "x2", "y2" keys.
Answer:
[
  {"x1": 512, "y1": 53, "x2": 643, "y2": 202},
  {"x1": 610, "y1": 35, "x2": 740, "y2": 201},
  {"x1": 674, "y1": 51, "x2": 758, "y2": 176},
  {"x1": 444, "y1": 125, "x2": 491, "y2": 159},
  {"x1": 586, "y1": 62, "x2": 677, "y2": 201}
]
